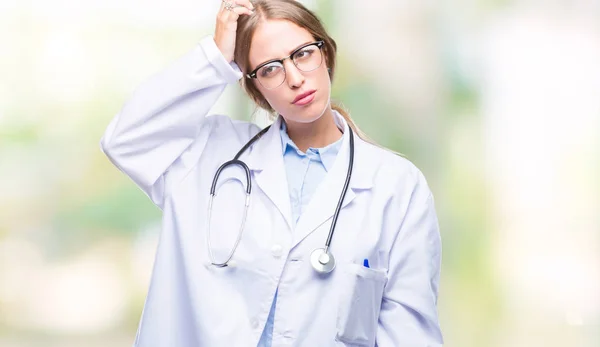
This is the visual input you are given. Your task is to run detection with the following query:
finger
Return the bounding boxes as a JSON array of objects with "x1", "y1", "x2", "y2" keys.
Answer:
[
  {"x1": 218, "y1": 5, "x2": 251, "y2": 23},
  {"x1": 221, "y1": 4, "x2": 253, "y2": 18},
  {"x1": 220, "y1": 0, "x2": 254, "y2": 13},
  {"x1": 231, "y1": 5, "x2": 254, "y2": 16},
  {"x1": 219, "y1": 0, "x2": 229, "y2": 12},
  {"x1": 219, "y1": 0, "x2": 232, "y2": 13},
  {"x1": 235, "y1": 0, "x2": 255, "y2": 11}
]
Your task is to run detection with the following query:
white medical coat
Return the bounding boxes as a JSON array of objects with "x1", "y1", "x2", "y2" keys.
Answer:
[{"x1": 100, "y1": 36, "x2": 443, "y2": 347}]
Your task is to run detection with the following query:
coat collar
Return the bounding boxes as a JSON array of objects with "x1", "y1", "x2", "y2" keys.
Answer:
[
  {"x1": 241, "y1": 112, "x2": 377, "y2": 246},
  {"x1": 279, "y1": 120, "x2": 343, "y2": 173}
]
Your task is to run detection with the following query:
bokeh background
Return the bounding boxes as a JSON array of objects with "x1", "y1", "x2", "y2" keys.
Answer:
[{"x1": 1, "y1": 0, "x2": 599, "y2": 346}]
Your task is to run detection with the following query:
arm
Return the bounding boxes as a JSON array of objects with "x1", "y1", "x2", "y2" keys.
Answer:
[
  {"x1": 100, "y1": 36, "x2": 242, "y2": 207},
  {"x1": 376, "y1": 174, "x2": 444, "y2": 346}
]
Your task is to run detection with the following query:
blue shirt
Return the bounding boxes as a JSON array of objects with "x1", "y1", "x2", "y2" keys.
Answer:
[{"x1": 257, "y1": 121, "x2": 343, "y2": 346}]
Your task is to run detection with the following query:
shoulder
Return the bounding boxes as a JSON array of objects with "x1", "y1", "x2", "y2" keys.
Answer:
[
  {"x1": 357, "y1": 138, "x2": 432, "y2": 199},
  {"x1": 204, "y1": 114, "x2": 263, "y2": 145}
]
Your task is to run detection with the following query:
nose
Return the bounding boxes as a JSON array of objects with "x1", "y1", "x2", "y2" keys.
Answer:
[{"x1": 284, "y1": 59, "x2": 305, "y2": 89}]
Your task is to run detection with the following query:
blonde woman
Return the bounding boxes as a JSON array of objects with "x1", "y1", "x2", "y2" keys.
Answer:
[{"x1": 101, "y1": 0, "x2": 443, "y2": 346}]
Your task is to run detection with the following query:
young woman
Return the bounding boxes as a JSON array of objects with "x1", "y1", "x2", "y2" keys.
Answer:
[{"x1": 101, "y1": 0, "x2": 443, "y2": 346}]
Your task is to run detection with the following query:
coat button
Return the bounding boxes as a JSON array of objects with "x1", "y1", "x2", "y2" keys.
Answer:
[{"x1": 271, "y1": 244, "x2": 283, "y2": 258}]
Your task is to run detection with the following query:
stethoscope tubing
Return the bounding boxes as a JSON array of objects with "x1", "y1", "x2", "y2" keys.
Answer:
[{"x1": 207, "y1": 123, "x2": 354, "y2": 273}]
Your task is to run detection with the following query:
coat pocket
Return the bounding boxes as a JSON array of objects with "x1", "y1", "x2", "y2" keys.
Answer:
[{"x1": 335, "y1": 263, "x2": 387, "y2": 346}]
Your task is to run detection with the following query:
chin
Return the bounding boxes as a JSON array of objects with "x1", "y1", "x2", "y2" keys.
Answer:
[{"x1": 283, "y1": 98, "x2": 330, "y2": 124}]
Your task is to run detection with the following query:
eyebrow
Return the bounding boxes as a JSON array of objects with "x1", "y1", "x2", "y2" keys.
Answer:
[{"x1": 253, "y1": 41, "x2": 315, "y2": 70}]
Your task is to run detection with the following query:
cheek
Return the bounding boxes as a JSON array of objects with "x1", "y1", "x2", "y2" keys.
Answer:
[
  {"x1": 261, "y1": 90, "x2": 286, "y2": 109},
  {"x1": 316, "y1": 63, "x2": 331, "y2": 86},
  {"x1": 252, "y1": 81, "x2": 281, "y2": 109}
]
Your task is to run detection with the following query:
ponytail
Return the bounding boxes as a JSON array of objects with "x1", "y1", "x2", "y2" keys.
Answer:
[
  {"x1": 332, "y1": 102, "x2": 404, "y2": 157},
  {"x1": 331, "y1": 102, "x2": 370, "y2": 141}
]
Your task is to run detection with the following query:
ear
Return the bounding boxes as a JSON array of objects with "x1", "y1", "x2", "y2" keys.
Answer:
[
  {"x1": 323, "y1": 49, "x2": 330, "y2": 67},
  {"x1": 322, "y1": 48, "x2": 333, "y2": 76}
]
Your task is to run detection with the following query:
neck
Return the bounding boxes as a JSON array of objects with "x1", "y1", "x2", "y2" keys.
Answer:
[{"x1": 284, "y1": 108, "x2": 342, "y2": 152}]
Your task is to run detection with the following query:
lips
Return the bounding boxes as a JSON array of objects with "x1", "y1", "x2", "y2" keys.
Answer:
[{"x1": 292, "y1": 90, "x2": 316, "y2": 105}]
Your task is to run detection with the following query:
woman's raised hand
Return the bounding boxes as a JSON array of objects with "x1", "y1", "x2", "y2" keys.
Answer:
[{"x1": 214, "y1": 0, "x2": 255, "y2": 63}]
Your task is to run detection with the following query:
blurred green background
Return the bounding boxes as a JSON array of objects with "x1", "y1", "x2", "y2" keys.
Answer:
[{"x1": 1, "y1": 0, "x2": 599, "y2": 346}]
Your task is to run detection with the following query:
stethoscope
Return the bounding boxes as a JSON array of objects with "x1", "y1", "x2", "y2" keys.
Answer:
[{"x1": 206, "y1": 124, "x2": 354, "y2": 274}]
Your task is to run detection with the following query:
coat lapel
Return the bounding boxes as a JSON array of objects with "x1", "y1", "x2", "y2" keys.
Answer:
[
  {"x1": 291, "y1": 116, "x2": 376, "y2": 248},
  {"x1": 241, "y1": 113, "x2": 378, "y2": 247},
  {"x1": 243, "y1": 117, "x2": 294, "y2": 231}
]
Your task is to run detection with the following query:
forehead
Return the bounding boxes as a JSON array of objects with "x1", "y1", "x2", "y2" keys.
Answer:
[{"x1": 249, "y1": 19, "x2": 315, "y2": 67}]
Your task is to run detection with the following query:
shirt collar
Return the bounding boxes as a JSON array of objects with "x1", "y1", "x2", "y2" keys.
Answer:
[{"x1": 279, "y1": 112, "x2": 344, "y2": 172}]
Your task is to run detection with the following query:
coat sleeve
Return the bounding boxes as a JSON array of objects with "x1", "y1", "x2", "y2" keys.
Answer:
[
  {"x1": 376, "y1": 172, "x2": 444, "y2": 346},
  {"x1": 100, "y1": 36, "x2": 242, "y2": 208}
]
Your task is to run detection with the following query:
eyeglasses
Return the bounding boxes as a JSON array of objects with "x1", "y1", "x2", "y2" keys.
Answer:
[{"x1": 246, "y1": 41, "x2": 325, "y2": 90}]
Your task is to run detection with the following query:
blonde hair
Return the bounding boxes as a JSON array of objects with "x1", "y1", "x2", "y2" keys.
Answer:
[{"x1": 234, "y1": 0, "x2": 369, "y2": 140}]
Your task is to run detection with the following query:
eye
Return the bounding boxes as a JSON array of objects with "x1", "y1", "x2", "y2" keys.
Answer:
[
  {"x1": 294, "y1": 47, "x2": 315, "y2": 60},
  {"x1": 259, "y1": 62, "x2": 283, "y2": 78}
]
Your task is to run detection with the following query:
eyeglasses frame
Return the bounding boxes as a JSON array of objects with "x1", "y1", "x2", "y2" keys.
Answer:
[{"x1": 245, "y1": 40, "x2": 325, "y2": 89}]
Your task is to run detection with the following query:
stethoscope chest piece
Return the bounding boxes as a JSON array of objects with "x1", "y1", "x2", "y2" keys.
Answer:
[{"x1": 310, "y1": 248, "x2": 336, "y2": 274}]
